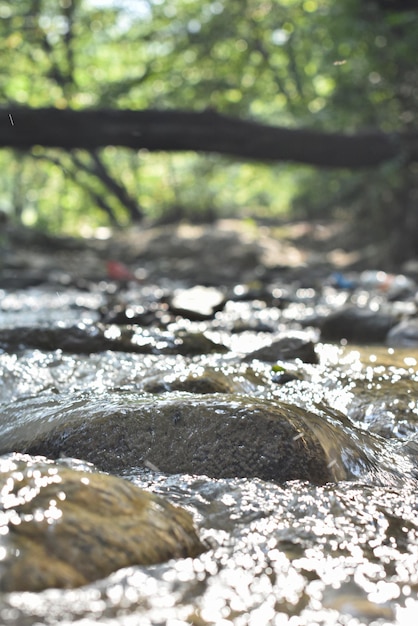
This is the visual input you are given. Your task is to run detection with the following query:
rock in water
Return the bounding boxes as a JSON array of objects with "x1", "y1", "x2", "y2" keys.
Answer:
[
  {"x1": 244, "y1": 333, "x2": 318, "y2": 364},
  {"x1": 10, "y1": 393, "x2": 387, "y2": 484},
  {"x1": 168, "y1": 286, "x2": 226, "y2": 320},
  {"x1": 319, "y1": 305, "x2": 397, "y2": 343},
  {"x1": 0, "y1": 453, "x2": 205, "y2": 592}
]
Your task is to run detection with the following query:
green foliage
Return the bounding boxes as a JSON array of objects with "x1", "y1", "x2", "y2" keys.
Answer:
[
  {"x1": 290, "y1": 1, "x2": 418, "y2": 261},
  {"x1": 0, "y1": 0, "x2": 417, "y2": 249}
]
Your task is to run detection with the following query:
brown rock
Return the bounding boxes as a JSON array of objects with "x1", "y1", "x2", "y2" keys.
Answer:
[{"x1": 0, "y1": 454, "x2": 205, "y2": 592}]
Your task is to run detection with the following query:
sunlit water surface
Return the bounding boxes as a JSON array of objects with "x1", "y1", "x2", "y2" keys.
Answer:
[{"x1": 1, "y1": 286, "x2": 418, "y2": 625}]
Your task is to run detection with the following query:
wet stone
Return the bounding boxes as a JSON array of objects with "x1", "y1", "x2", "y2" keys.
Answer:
[
  {"x1": 0, "y1": 325, "x2": 227, "y2": 356},
  {"x1": 341, "y1": 373, "x2": 418, "y2": 441},
  {"x1": 143, "y1": 369, "x2": 236, "y2": 394},
  {"x1": 0, "y1": 326, "x2": 110, "y2": 354},
  {"x1": 4, "y1": 393, "x2": 393, "y2": 485},
  {"x1": 319, "y1": 305, "x2": 398, "y2": 343},
  {"x1": 169, "y1": 330, "x2": 228, "y2": 355},
  {"x1": 168, "y1": 285, "x2": 226, "y2": 320},
  {"x1": 0, "y1": 453, "x2": 205, "y2": 592},
  {"x1": 244, "y1": 332, "x2": 318, "y2": 364}
]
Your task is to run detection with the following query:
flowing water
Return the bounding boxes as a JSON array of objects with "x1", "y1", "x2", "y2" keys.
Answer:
[{"x1": 1, "y1": 223, "x2": 418, "y2": 625}]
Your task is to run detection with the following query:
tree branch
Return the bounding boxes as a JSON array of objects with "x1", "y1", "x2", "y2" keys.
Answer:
[
  {"x1": 31, "y1": 152, "x2": 121, "y2": 225},
  {"x1": 74, "y1": 150, "x2": 143, "y2": 222},
  {"x1": 2, "y1": 106, "x2": 417, "y2": 168}
]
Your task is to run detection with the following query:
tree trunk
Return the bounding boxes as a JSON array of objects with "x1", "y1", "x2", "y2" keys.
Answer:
[{"x1": 3, "y1": 107, "x2": 418, "y2": 169}]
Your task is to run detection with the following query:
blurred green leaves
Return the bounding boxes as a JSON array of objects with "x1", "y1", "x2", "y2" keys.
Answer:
[{"x1": 0, "y1": 0, "x2": 417, "y2": 244}]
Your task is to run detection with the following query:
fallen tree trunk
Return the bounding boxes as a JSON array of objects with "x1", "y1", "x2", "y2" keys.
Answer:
[{"x1": 3, "y1": 106, "x2": 418, "y2": 168}]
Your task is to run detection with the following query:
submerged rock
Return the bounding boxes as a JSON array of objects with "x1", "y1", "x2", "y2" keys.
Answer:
[
  {"x1": 319, "y1": 305, "x2": 397, "y2": 343},
  {"x1": 244, "y1": 333, "x2": 318, "y2": 364},
  {"x1": 0, "y1": 325, "x2": 227, "y2": 355},
  {"x1": 0, "y1": 453, "x2": 205, "y2": 592},
  {"x1": 2, "y1": 393, "x2": 394, "y2": 485},
  {"x1": 141, "y1": 362, "x2": 266, "y2": 394},
  {"x1": 341, "y1": 372, "x2": 418, "y2": 441},
  {"x1": 143, "y1": 370, "x2": 236, "y2": 394}
]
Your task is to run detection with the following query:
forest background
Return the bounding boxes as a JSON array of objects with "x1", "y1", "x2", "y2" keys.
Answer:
[{"x1": 0, "y1": 0, "x2": 417, "y2": 264}]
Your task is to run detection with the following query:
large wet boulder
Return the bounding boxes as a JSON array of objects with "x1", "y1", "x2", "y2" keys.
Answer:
[
  {"x1": 1, "y1": 393, "x2": 389, "y2": 484},
  {"x1": 0, "y1": 453, "x2": 205, "y2": 592}
]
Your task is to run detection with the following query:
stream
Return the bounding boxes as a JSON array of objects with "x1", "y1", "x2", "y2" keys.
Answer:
[{"x1": 1, "y1": 220, "x2": 418, "y2": 625}]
